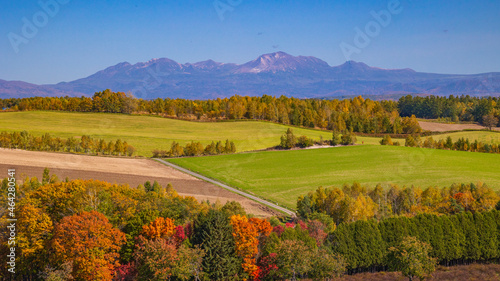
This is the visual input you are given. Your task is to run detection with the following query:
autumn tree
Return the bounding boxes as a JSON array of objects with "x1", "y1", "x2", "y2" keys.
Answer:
[
  {"x1": 297, "y1": 135, "x2": 314, "y2": 148},
  {"x1": 216, "y1": 141, "x2": 224, "y2": 154},
  {"x1": 380, "y1": 135, "x2": 394, "y2": 145},
  {"x1": 331, "y1": 130, "x2": 341, "y2": 146},
  {"x1": 230, "y1": 215, "x2": 272, "y2": 279},
  {"x1": 279, "y1": 128, "x2": 297, "y2": 149},
  {"x1": 205, "y1": 141, "x2": 217, "y2": 155},
  {"x1": 115, "y1": 139, "x2": 124, "y2": 156},
  {"x1": 12, "y1": 202, "x2": 54, "y2": 278},
  {"x1": 51, "y1": 211, "x2": 126, "y2": 281},
  {"x1": 401, "y1": 115, "x2": 422, "y2": 134},
  {"x1": 309, "y1": 249, "x2": 346, "y2": 280},
  {"x1": 340, "y1": 131, "x2": 356, "y2": 145},
  {"x1": 307, "y1": 220, "x2": 328, "y2": 246},
  {"x1": 141, "y1": 217, "x2": 176, "y2": 239},
  {"x1": 483, "y1": 114, "x2": 499, "y2": 130},
  {"x1": 274, "y1": 239, "x2": 312, "y2": 280},
  {"x1": 170, "y1": 141, "x2": 184, "y2": 157},
  {"x1": 133, "y1": 236, "x2": 178, "y2": 280},
  {"x1": 172, "y1": 245, "x2": 205, "y2": 280},
  {"x1": 389, "y1": 236, "x2": 437, "y2": 281},
  {"x1": 38, "y1": 261, "x2": 74, "y2": 281},
  {"x1": 225, "y1": 139, "x2": 232, "y2": 153},
  {"x1": 222, "y1": 201, "x2": 247, "y2": 217},
  {"x1": 405, "y1": 135, "x2": 417, "y2": 147}
]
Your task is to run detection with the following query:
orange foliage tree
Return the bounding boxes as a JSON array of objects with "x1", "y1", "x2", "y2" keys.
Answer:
[
  {"x1": 249, "y1": 217, "x2": 273, "y2": 237},
  {"x1": 51, "y1": 210, "x2": 126, "y2": 281},
  {"x1": 230, "y1": 215, "x2": 272, "y2": 279},
  {"x1": 141, "y1": 217, "x2": 176, "y2": 239},
  {"x1": 453, "y1": 192, "x2": 476, "y2": 212}
]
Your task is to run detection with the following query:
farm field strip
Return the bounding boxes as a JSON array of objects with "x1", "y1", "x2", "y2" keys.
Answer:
[
  {"x1": 2, "y1": 111, "x2": 499, "y2": 156},
  {"x1": 419, "y1": 120, "x2": 500, "y2": 132},
  {"x1": 0, "y1": 148, "x2": 279, "y2": 217},
  {"x1": 0, "y1": 111, "x2": 333, "y2": 156},
  {"x1": 168, "y1": 145, "x2": 500, "y2": 209}
]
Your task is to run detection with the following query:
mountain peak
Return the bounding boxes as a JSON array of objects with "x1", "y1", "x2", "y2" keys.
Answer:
[
  {"x1": 259, "y1": 51, "x2": 293, "y2": 60},
  {"x1": 338, "y1": 60, "x2": 371, "y2": 70},
  {"x1": 190, "y1": 59, "x2": 222, "y2": 69},
  {"x1": 234, "y1": 51, "x2": 330, "y2": 74}
]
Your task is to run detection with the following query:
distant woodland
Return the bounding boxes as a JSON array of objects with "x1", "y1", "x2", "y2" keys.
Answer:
[
  {"x1": 398, "y1": 95, "x2": 500, "y2": 127},
  {"x1": 1, "y1": 91, "x2": 499, "y2": 132},
  {"x1": 1, "y1": 90, "x2": 420, "y2": 134}
]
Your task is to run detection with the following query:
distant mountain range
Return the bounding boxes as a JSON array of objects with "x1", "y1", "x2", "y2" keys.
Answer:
[{"x1": 2, "y1": 52, "x2": 500, "y2": 99}]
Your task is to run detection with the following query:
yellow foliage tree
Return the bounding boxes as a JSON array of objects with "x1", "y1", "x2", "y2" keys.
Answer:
[{"x1": 17, "y1": 203, "x2": 53, "y2": 256}]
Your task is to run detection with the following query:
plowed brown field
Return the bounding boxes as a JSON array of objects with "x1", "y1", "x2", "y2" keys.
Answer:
[
  {"x1": 0, "y1": 148, "x2": 279, "y2": 217},
  {"x1": 419, "y1": 120, "x2": 499, "y2": 132}
]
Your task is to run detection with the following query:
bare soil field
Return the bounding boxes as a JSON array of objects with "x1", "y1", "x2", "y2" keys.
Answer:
[
  {"x1": 419, "y1": 120, "x2": 499, "y2": 132},
  {"x1": 340, "y1": 263, "x2": 500, "y2": 281},
  {"x1": 0, "y1": 148, "x2": 279, "y2": 217}
]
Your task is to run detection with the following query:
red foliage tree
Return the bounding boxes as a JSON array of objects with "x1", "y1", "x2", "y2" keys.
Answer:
[
  {"x1": 173, "y1": 225, "x2": 186, "y2": 247},
  {"x1": 256, "y1": 253, "x2": 279, "y2": 281},
  {"x1": 114, "y1": 262, "x2": 137, "y2": 281},
  {"x1": 272, "y1": 225, "x2": 285, "y2": 236},
  {"x1": 307, "y1": 220, "x2": 328, "y2": 247}
]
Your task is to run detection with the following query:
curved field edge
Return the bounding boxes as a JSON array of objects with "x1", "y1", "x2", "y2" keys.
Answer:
[
  {"x1": 0, "y1": 111, "x2": 332, "y2": 156},
  {"x1": 168, "y1": 145, "x2": 500, "y2": 209}
]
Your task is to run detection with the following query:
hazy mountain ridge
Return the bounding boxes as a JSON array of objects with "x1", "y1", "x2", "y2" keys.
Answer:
[{"x1": 1, "y1": 52, "x2": 499, "y2": 99}]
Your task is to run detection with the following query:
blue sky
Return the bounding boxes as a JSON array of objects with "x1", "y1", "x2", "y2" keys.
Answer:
[{"x1": 1, "y1": 0, "x2": 499, "y2": 84}]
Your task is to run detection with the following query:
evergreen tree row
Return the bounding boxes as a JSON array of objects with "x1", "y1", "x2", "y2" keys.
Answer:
[
  {"x1": 329, "y1": 210, "x2": 500, "y2": 273},
  {"x1": 398, "y1": 94, "x2": 500, "y2": 127}
]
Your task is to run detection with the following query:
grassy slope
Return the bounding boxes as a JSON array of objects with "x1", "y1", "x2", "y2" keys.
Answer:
[
  {"x1": 1, "y1": 111, "x2": 336, "y2": 156},
  {"x1": 3, "y1": 111, "x2": 498, "y2": 156},
  {"x1": 169, "y1": 145, "x2": 500, "y2": 209}
]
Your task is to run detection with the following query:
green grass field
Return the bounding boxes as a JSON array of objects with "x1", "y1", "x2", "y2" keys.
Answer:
[
  {"x1": 1, "y1": 111, "x2": 336, "y2": 156},
  {"x1": 2, "y1": 111, "x2": 499, "y2": 156},
  {"x1": 168, "y1": 145, "x2": 500, "y2": 209}
]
